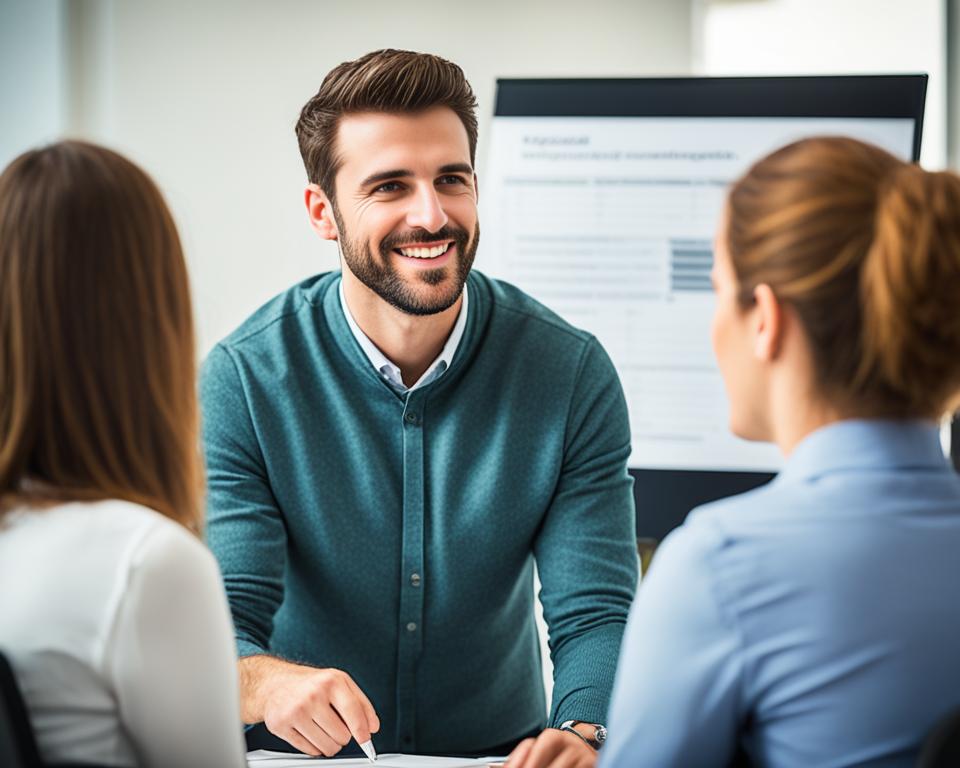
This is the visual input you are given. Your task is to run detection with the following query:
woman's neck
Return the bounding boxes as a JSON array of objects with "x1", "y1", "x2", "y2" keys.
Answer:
[{"x1": 768, "y1": 372, "x2": 848, "y2": 457}]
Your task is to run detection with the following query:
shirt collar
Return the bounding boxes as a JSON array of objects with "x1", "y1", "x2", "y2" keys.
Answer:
[
  {"x1": 777, "y1": 418, "x2": 949, "y2": 484},
  {"x1": 338, "y1": 275, "x2": 469, "y2": 393}
]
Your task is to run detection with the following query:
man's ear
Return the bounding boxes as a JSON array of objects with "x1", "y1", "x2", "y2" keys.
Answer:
[
  {"x1": 304, "y1": 183, "x2": 338, "y2": 241},
  {"x1": 753, "y1": 283, "x2": 783, "y2": 362}
]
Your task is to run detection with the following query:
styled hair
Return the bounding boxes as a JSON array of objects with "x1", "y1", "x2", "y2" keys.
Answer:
[
  {"x1": 727, "y1": 136, "x2": 960, "y2": 418},
  {"x1": 0, "y1": 141, "x2": 202, "y2": 530},
  {"x1": 295, "y1": 49, "x2": 479, "y2": 201}
]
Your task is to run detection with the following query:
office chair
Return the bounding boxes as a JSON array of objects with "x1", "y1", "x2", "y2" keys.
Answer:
[
  {"x1": 0, "y1": 649, "x2": 42, "y2": 768},
  {"x1": 917, "y1": 705, "x2": 960, "y2": 768}
]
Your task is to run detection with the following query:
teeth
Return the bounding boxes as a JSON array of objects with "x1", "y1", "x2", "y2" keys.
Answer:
[{"x1": 398, "y1": 243, "x2": 449, "y2": 259}]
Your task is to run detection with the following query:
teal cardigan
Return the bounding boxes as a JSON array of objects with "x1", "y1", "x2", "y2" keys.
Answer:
[{"x1": 201, "y1": 271, "x2": 638, "y2": 754}]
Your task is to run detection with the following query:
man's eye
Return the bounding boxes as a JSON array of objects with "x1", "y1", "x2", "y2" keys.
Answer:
[
  {"x1": 437, "y1": 175, "x2": 466, "y2": 186},
  {"x1": 374, "y1": 181, "x2": 403, "y2": 193}
]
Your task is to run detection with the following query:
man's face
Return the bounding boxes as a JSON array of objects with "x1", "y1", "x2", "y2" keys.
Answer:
[{"x1": 330, "y1": 106, "x2": 479, "y2": 316}]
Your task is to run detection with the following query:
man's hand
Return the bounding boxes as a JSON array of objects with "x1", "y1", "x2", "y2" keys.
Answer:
[
  {"x1": 505, "y1": 728, "x2": 597, "y2": 768},
  {"x1": 240, "y1": 656, "x2": 380, "y2": 757}
]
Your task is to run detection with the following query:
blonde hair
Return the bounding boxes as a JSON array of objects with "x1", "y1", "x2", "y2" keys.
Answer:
[
  {"x1": 0, "y1": 141, "x2": 202, "y2": 530},
  {"x1": 726, "y1": 136, "x2": 960, "y2": 419}
]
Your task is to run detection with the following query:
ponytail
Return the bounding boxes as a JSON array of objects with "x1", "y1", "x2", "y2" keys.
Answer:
[{"x1": 859, "y1": 164, "x2": 960, "y2": 415}]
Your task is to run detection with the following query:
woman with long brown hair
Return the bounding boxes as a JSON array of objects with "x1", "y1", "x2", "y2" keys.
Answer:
[
  {"x1": 0, "y1": 141, "x2": 245, "y2": 766},
  {"x1": 600, "y1": 137, "x2": 960, "y2": 767}
]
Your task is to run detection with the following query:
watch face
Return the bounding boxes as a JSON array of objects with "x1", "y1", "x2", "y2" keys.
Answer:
[{"x1": 561, "y1": 721, "x2": 607, "y2": 749}]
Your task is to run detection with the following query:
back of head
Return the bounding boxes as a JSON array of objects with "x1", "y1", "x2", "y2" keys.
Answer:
[
  {"x1": 727, "y1": 136, "x2": 960, "y2": 419},
  {"x1": 0, "y1": 141, "x2": 201, "y2": 529},
  {"x1": 295, "y1": 48, "x2": 478, "y2": 201}
]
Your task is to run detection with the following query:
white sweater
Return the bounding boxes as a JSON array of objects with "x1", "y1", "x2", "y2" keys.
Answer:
[{"x1": 0, "y1": 499, "x2": 246, "y2": 767}]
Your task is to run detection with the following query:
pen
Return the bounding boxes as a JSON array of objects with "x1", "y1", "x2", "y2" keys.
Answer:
[{"x1": 359, "y1": 739, "x2": 377, "y2": 763}]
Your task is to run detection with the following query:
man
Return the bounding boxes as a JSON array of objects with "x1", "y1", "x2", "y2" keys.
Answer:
[{"x1": 202, "y1": 49, "x2": 637, "y2": 767}]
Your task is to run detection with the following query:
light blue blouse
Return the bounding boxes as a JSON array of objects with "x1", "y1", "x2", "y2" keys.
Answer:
[{"x1": 601, "y1": 420, "x2": 960, "y2": 768}]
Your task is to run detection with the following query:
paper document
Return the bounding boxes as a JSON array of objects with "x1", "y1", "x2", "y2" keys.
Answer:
[{"x1": 247, "y1": 750, "x2": 504, "y2": 767}]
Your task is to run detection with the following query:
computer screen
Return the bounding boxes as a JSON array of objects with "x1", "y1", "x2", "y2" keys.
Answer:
[{"x1": 480, "y1": 76, "x2": 928, "y2": 539}]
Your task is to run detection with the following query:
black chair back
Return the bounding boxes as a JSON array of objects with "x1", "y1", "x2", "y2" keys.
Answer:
[
  {"x1": 917, "y1": 705, "x2": 960, "y2": 768},
  {"x1": 0, "y1": 649, "x2": 43, "y2": 768}
]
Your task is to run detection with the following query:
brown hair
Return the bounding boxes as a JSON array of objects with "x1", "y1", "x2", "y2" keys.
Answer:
[
  {"x1": 727, "y1": 136, "x2": 960, "y2": 418},
  {"x1": 295, "y1": 49, "x2": 479, "y2": 201},
  {"x1": 0, "y1": 141, "x2": 202, "y2": 530}
]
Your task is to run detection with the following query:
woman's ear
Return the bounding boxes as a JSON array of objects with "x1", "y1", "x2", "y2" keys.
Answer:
[
  {"x1": 304, "y1": 183, "x2": 339, "y2": 241},
  {"x1": 752, "y1": 283, "x2": 783, "y2": 362}
]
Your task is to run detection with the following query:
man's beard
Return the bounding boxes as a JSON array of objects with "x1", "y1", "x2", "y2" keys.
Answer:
[{"x1": 334, "y1": 206, "x2": 479, "y2": 316}]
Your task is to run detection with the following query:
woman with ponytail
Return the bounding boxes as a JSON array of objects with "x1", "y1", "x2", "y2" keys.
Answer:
[
  {"x1": 0, "y1": 142, "x2": 246, "y2": 767},
  {"x1": 600, "y1": 137, "x2": 960, "y2": 768}
]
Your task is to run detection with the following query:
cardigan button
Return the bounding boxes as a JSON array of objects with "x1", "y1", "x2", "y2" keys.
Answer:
[
  {"x1": 404, "y1": 411, "x2": 419, "y2": 425},
  {"x1": 406, "y1": 622, "x2": 417, "y2": 632},
  {"x1": 410, "y1": 573, "x2": 421, "y2": 587}
]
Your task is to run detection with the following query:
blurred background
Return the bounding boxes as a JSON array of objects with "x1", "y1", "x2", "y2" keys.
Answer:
[
  {"x1": 3, "y1": 0, "x2": 957, "y2": 708},
  {"x1": 2, "y1": 0, "x2": 956, "y2": 355}
]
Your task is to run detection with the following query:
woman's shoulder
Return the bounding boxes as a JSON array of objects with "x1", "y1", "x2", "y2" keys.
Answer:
[
  {"x1": 3, "y1": 498, "x2": 212, "y2": 585},
  {"x1": 680, "y1": 480, "x2": 786, "y2": 545},
  {"x1": 0, "y1": 499, "x2": 217, "y2": 665},
  {"x1": 74, "y1": 500, "x2": 216, "y2": 587},
  {"x1": 8, "y1": 496, "x2": 184, "y2": 540},
  {"x1": 651, "y1": 481, "x2": 800, "y2": 598}
]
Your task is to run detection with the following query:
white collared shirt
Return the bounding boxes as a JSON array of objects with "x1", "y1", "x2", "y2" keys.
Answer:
[
  {"x1": 338, "y1": 277, "x2": 468, "y2": 394},
  {"x1": 0, "y1": 500, "x2": 246, "y2": 767}
]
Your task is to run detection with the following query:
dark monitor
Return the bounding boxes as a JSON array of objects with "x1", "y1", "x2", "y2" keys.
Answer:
[{"x1": 481, "y1": 75, "x2": 929, "y2": 541}]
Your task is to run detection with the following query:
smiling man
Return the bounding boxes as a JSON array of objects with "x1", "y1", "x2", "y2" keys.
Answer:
[{"x1": 201, "y1": 50, "x2": 637, "y2": 768}]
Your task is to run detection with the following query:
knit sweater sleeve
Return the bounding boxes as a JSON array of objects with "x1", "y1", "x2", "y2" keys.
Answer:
[
  {"x1": 201, "y1": 343, "x2": 288, "y2": 659},
  {"x1": 533, "y1": 336, "x2": 639, "y2": 727}
]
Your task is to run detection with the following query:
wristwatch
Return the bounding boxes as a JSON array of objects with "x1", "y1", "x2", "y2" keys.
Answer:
[{"x1": 559, "y1": 719, "x2": 608, "y2": 750}]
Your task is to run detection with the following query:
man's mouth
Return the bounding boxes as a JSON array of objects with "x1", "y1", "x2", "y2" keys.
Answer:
[{"x1": 392, "y1": 241, "x2": 454, "y2": 260}]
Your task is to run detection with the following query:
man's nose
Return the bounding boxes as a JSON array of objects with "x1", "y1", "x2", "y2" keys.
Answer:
[{"x1": 405, "y1": 184, "x2": 449, "y2": 233}]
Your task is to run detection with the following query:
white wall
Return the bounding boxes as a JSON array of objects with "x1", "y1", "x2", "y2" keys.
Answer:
[
  {"x1": 0, "y1": 0, "x2": 67, "y2": 168},
  {"x1": 694, "y1": 0, "x2": 949, "y2": 169},
  {"x1": 59, "y1": 0, "x2": 694, "y2": 355}
]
